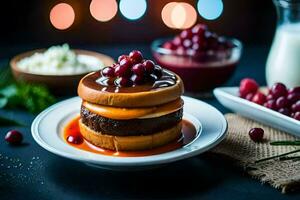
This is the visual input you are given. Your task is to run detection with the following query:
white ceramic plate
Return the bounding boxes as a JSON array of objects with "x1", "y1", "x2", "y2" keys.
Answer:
[
  {"x1": 214, "y1": 87, "x2": 300, "y2": 137},
  {"x1": 31, "y1": 96, "x2": 227, "y2": 170}
]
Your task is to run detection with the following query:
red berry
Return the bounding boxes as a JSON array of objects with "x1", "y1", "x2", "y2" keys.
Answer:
[
  {"x1": 276, "y1": 96, "x2": 289, "y2": 109},
  {"x1": 67, "y1": 135, "x2": 83, "y2": 145},
  {"x1": 270, "y1": 83, "x2": 287, "y2": 98},
  {"x1": 131, "y1": 74, "x2": 144, "y2": 85},
  {"x1": 5, "y1": 130, "x2": 23, "y2": 145},
  {"x1": 245, "y1": 93, "x2": 254, "y2": 101},
  {"x1": 192, "y1": 35, "x2": 202, "y2": 44},
  {"x1": 163, "y1": 42, "x2": 176, "y2": 50},
  {"x1": 191, "y1": 24, "x2": 207, "y2": 36},
  {"x1": 116, "y1": 77, "x2": 133, "y2": 87},
  {"x1": 116, "y1": 58, "x2": 132, "y2": 77},
  {"x1": 118, "y1": 55, "x2": 128, "y2": 63},
  {"x1": 249, "y1": 128, "x2": 264, "y2": 142},
  {"x1": 101, "y1": 66, "x2": 115, "y2": 77},
  {"x1": 180, "y1": 29, "x2": 193, "y2": 39},
  {"x1": 176, "y1": 46, "x2": 186, "y2": 55},
  {"x1": 192, "y1": 43, "x2": 200, "y2": 51},
  {"x1": 172, "y1": 36, "x2": 182, "y2": 46},
  {"x1": 287, "y1": 93, "x2": 300, "y2": 104},
  {"x1": 278, "y1": 108, "x2": 290, "y2": 116},
  {"x1": 143, "y1": 60, "x2": 155, "y2": 74},
  {"x1": 266, "y1": 94, "x2": 275, "y2": 101},
  {"x1": 239, "y1": 78, "x2": 259, "y2": 97},
  {"x1": 288, "y1": 87, "x2": 300, "y2": 95},
  {"x1": 183, "y1": 39, "x2": 192, "y2": 48},
  {"x1": 132, "y1": 63, "x2": 145, "y2": 76},
  {"x1": 264, "y1": 100, "x2": 277, "y2": 110},
  {"x1": 291, "y1": 101, "x2": 300, "y2": 112},
  {"x1": 252, "y1": 92, "x2": 266, "y2": 105},
  {"x1": 129, "y1": 50, "x2": 143, "y2": 64},
  {"x1": 294, "y1": 112, "x2": 300, "y2": 121}
]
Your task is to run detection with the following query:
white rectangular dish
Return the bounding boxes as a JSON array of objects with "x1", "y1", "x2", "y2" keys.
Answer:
[{"x1": 214, "y1": 87, "x2": 300, "y2": 137}]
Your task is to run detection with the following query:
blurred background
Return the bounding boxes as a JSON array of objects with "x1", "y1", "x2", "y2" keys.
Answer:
[{"x1": 0, "y1": 0, "x2": 276, "y2": 48}]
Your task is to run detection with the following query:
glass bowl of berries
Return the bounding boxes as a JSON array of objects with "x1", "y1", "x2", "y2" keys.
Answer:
[{"x1": 151, "y1": 24, "x2": 243, "y2": 93}]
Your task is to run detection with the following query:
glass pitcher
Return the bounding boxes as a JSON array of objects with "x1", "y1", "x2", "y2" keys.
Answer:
[{"x1": 266, "y1": 0, "x2": 300, "y2": 88}]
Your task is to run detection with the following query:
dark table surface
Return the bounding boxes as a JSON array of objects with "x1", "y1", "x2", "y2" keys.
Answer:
[{"x1": 0, "y1": 44, "x2": 299, "y2": 200}]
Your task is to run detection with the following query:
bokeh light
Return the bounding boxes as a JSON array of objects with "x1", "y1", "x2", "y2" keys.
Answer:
[
  {"x1": 90, "y1": 0, "x2": 118, "y2": 22},
  {"x1": 119, "y1": 0, "x2": 147, "y2": 20},
  {"x1": 50, "y1": 3, "x2": 75, "y2": 30},
  {"x1": 161, "y1": 2, "x2": 177, "y2": 28},
  {"x1": 180, "y1": 3, "x2": 197, "y2": 29},
  {"x1": 162, "y1": 2, "x2": 197, "y2": 29},
  {"x1": 197, "y1": 0, "x2": 224, "y2": 20},
  {"x1": 171, "y1": 4, "x2": 186, "y2": 29}
]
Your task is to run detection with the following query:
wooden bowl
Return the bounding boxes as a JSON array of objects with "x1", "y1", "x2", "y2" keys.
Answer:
[{"x1": 10, "y1": 49, "x2": 115, "y2": 95}]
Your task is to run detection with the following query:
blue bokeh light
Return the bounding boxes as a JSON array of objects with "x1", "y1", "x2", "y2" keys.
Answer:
[
  {"x1": 119, "y1": 0, "x2": 147, "y2": 20},
  {"x1": 197, "y1": 0, "x2": 224, "y2": 20}
]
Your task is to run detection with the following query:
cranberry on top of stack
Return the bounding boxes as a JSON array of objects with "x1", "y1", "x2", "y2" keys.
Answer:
[
  {"x1": 162, "y1": 23, "x2": 233, "y2": 55},
  {"x1": 101, "y1": 50, "x2": 162, "y2": 87},
  {"x1": 239, "y1": 78, "x2": 300, "y2": 121}
]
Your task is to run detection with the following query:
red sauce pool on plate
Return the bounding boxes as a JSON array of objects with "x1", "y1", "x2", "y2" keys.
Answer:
[{"x1": 64, "y1": 116, "x2": 198, "y2": 157}]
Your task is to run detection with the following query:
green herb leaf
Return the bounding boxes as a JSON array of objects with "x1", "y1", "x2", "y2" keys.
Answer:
[{"x1": 270, "y1": 141, "x2": 300, "y2": 146}]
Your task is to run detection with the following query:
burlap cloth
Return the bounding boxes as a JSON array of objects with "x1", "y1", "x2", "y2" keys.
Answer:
[{"x1": 211, "y1": 113, "x2": 300, "y2": 193}]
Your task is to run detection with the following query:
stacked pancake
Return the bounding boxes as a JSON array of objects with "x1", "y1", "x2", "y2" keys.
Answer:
[{"x1": 77, "y1": 50, "x2": 184, "y2": 151}]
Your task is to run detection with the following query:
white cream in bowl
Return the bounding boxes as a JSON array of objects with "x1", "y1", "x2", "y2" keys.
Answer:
[{"x1": 17, "y1": 44, "x2": 104, "y2": 75}]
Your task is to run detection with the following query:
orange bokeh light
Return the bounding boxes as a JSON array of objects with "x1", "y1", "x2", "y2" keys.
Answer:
[
  {"x1": 90, "y1": 0, "x2": 118, "y2": 22},
  {"x1": 161, "y1": 2, "x2": 197, "y2": 29},
  {"x1": 161, "y1": 2, "x2": 177, "y2": 28},
  {"x1": 181, "y1": 3, "x2": 197, "y2": 29},
  {"x1": 50, "y1": 3, "x2": 75, "y2": 30}
]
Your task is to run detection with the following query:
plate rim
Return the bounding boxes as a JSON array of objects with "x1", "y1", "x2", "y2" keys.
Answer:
[{"x1": 31, "y1": 96, "x2": 227, "y2": 166}]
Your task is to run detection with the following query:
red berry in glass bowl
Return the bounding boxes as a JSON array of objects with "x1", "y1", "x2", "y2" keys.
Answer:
[
  {"x1": 101, "y1": 66, "x2": 115, "y2": 77},
  {"x1": 270, "y1": 83, "x2": 287, "y2": 98},
  {"x1": 239, "y1": 78, "x2": 259, "y2": 97},
  {"x1": 5, "y1": 130, "x2": 23, "y2": 145},
  {"x1": 132, "y1": 63, "x2": 145, "y2": 76},
  {"x1": 192, "y1": 35, "x2": 202, "y2": 44},
  {"x1": 249, "y1": 128, "x2": 264, "y2": 142},
  {"x1": 67, "y1": 135, "x2": 83, "y2": 145},
  {"x1": 252, "y1": 92, "x2": 266, "y2": 105},
  {"x1": 143, "y1": 60, "x2": 155, "y2": 74},
  {"x1": 278, "y1": 108, "x2": 290, "y2": 116},
  {"x1": 294, "y1": 112, "x2": 300, "y2": 121},
  {"x1": 129, "y1": 50, "x2": 143, "y2": 64},
  {"x1": 163, "y1": 42, "x2": 176, "y2": 50},
  {"x1": 183, "y1": 39, "x2": 192, "y2": 48},
  {"x1": 116, "y1": 77, "x2": 133, "y2": 87},
  {"x1": 276, "y1": 96, "x2": 289, "y2": 109},
  {"x1": 264, "y1": 99, "x2": 277, "y2": 110},
  {"x1": 176, "y1": 46, "x2": 186, "y2": 55},
  {"x1": 172, "y1": 36, "x2": 182, "y2": 46},
  {"x1": 191, "y1": 24, "x2": 207, "y2": 36},
  {"x1": 118, "y1": 55, "x2": 128, "y2": 63},
  {"x1": 180, "y1": 29, "x2": 193, "y2": 39}
]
